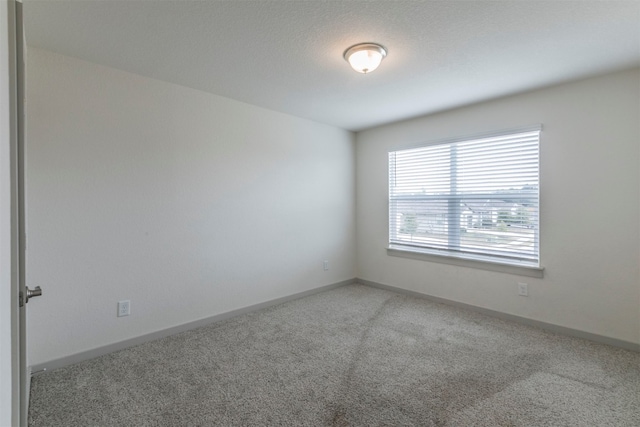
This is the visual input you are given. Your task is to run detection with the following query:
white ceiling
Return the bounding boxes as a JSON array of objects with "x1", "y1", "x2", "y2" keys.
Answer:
[{"x1": 23, "y1": 1, "x2": 640, "y2": 131}]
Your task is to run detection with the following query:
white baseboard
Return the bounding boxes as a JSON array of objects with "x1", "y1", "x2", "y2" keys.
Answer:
[
  {"x1": 30, "y1": 276, "x2": 637, "y2": 376},
  {"x1": 357, "y1": 278, "x2": 640, "y2": 352},
  {"x1": 30, "y1": 278, "x2": 357, "y2": 374}
]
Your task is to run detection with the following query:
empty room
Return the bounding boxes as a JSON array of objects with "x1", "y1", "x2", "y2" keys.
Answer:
[{"x1": 1, "y1": 1, "x2": 639, "y2": 426}]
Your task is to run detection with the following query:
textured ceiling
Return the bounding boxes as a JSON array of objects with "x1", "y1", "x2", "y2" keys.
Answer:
[{"x1": 23, "y1": 1, "x2": 640, "y2": 131}]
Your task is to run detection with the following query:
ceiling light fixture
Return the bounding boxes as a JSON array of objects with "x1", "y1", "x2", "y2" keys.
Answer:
[{"x1": 343, "y1": 43, "x2": 387, "y2": 74}]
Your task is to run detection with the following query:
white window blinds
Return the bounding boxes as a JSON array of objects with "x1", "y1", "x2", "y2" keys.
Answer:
[{"x1": 389, "y1": 127, "x2": 540, "y2": 266}]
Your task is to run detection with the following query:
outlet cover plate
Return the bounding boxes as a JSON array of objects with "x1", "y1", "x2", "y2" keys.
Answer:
[
  {"x1": 118, "y1": 300, "x2": 130, "y2": 317},
  {"x1": 518, "y1": 283, "x2": 528, "y2": 297}
]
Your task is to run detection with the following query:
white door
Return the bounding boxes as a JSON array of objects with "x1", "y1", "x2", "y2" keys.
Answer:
[
  {"x1": 15, "y1": 1, "x2": 43, "y2": 423},
  {"x1": 1, "y1": 1, "x2": 24, "y2": 425},
  {"x1": 0, "y1": 0, "x2": 21, "y2": 424},
  {"x1": 16, "y1": 1, "x2": 41, "y2": 425},
  {"x1": 16, "y1": 2, "x2": 30, "y2": 425}
]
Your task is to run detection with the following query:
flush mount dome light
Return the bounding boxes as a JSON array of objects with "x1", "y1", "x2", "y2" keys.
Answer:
[{"x1": 343, "y1": 42, "x2": 387, "y2": 74}]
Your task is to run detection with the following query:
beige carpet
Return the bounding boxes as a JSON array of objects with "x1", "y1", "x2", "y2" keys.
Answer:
[{"x1": 29, "y1": 284, "x2": 640, "y2": 426}]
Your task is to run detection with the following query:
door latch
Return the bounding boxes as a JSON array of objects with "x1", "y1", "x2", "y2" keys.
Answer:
[{"x1": 19, "y1": 285, "x2": 42, "y2": 307}]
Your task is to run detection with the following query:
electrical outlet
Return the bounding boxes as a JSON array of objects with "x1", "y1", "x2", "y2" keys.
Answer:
[
  {"x1": 518, "y1": 283, "x2": 528, "y2": 297},
  {"x1": 118, "y1": 300, "x2": 130, "y2": 317},
  {"x1": 323, "y1": 260, "x2": 329, "y2": 271}
]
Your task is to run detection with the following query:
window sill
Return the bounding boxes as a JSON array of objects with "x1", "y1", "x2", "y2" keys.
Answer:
[{"x1": 386, "y1": 246, "x2": 544, "y2": 278}]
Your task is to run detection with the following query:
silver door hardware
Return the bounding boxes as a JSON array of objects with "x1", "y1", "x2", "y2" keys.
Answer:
[
  {"x1": 27, "y1": 286, "x2": 42, "y2": 301},
  {"x1": 19, "y1": 286, "x2": 42, "y2": 307}
]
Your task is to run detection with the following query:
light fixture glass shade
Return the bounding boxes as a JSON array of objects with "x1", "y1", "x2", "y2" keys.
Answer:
[{"x1": 343, "y1": 43, "x2": 387, "y2": 74}]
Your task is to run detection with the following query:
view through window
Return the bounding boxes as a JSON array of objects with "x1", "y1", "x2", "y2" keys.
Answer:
[{"x1": 388, "y1": 127, "x2": 540, "y2": 266}]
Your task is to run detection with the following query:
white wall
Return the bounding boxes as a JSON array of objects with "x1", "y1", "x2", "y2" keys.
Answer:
[
  {"x1": 26, "y1": 48, "x2": 356, "y2": 366},
  {"x1": 24, "y1": 46, "x2": 640, "y2": 368},
  {"x1": 356, "y1": 68, "x2": 640, "y2": 345}
]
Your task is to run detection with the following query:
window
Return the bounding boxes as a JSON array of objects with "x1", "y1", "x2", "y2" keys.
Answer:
[{"x1": 389, "y1": 126, "x2": 540, "y2": 268}]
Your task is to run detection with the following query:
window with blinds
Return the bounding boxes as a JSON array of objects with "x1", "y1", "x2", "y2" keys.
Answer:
[{"x1": 389, "y1": 127, "x2": 540, "y2": 267}]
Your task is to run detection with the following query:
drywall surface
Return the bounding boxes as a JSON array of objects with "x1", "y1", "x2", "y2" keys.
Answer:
[
  {"x1": 356, "y1": 68, "x2": 640, "y2": 344},
  {"x1": 26, "y1": 48, "x2": 356, "y2": 366}
]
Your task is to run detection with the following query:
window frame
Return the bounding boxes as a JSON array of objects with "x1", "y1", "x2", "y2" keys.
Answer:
[{"x1": 387, "y1": 125, "x2": 543, "y2": 277}]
